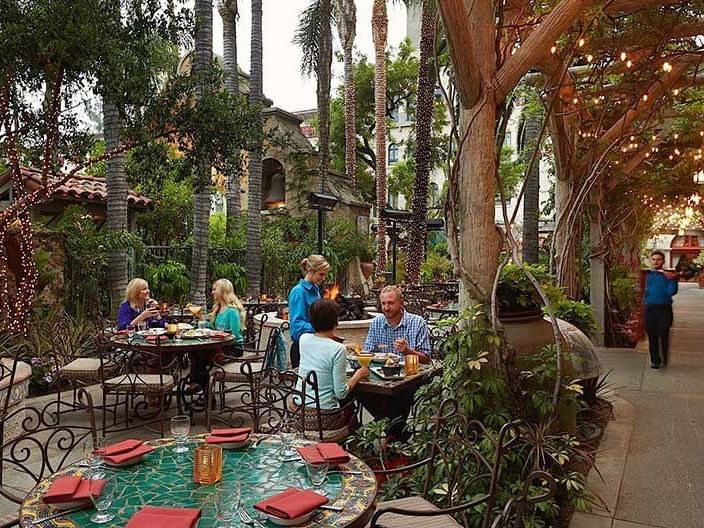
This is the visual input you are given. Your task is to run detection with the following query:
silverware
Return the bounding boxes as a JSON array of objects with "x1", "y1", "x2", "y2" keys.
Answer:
[
  {"x1": 328, "y1": 470, "x2": 363, "y2": 475},
  {"x1": 238, "y1": 508, "x2": 266, "y2": 528},
  {"x1": 32, "y1": 507, "x2": 84, "y2": 524},
  {"x1": 319, "y1": 504, "x2": 344, "y2": 511},
  {"x1": 250, "y1": 436, "x2": 264, "y2": 449}
]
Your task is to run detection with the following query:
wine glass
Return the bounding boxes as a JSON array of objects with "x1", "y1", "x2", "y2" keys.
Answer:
[
  {"x1": 305, "y1": 460, "x2": 329, "y2": 496},
  {"x1": 170, "y1": 415, "x2": 190, "y2": 454},
  {"x1": 278, "y1": 419, "x2": 298, "y2": 458},
  {"x1": 83, "y1": 437, "x2": 106, "y2": 479},
  {"x1": 215, "y1": 481, "x2": 241, "y2": 527},
  {"x1": 89, "y1": 472, "x2": 116, "y2": 524}
]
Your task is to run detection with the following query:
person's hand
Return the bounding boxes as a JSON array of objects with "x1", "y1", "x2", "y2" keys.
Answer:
[
  {"x1": 142, "y1": 307, "x2": 160, "y2": 320},
  {"x1": 394, "y1": 338, "x2": 409, "y2": 355},
  {"x1": 354, "y1": 365, "x2": 369, "y2": 380}
]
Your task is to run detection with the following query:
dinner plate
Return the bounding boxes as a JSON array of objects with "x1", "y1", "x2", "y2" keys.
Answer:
[
  {"x1": 370, "y1": 366, "x2": 406, "y2": 381},
  {"x1": 216, "y1": 438, "x2": 251, "y2": 449},
  {"x1": 137, "y1": 328, "x2": 166, "y2": 336},
  {"x1": 177, "y1": 323, "x2": 194, "y2": 330},
  {"x1": 50, "y1": 499, "x2": 92, "y2": 510},
  {"x1": 266, "y1": 512, "x2": 314, "y2": 526}
]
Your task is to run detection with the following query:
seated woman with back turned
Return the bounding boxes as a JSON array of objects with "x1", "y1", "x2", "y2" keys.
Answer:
[
  {"x1": 116, "y1": 278, "x2": 165, "y2": 330},
  {"x1": 297, "y1": 299, "x2": 368, "y2": 409}
]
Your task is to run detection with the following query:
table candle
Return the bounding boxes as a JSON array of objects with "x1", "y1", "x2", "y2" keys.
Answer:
[
  {"x1": 193, "y1": 444, "x2": 222, "y2": 484},
  {"x1": 404, "y1": 354, "x2": 419, "y2": 375}
]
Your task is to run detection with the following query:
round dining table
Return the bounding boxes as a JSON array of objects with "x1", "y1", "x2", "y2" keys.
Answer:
[
  {"x1": 109, "y1": 333, "x2": 237, "y2": 354},
  {"x1": 20, "y1": 434, "x2": 377, "y2": 528}
]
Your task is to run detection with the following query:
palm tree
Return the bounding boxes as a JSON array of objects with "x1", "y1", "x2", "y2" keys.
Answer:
[
  {"x1": 372, "y1": 0, "x2": 388, "y2": 272},
  {"x1": 405, "y1": 0, "x2": 436, "y2": 284},
  {"x1": 104, "y1": 102, "x2": 128, "y2": 313},
  {"x1": 219, "y1": 0, "x2": 241, "y2": 235},
  {"x1": 335, "y1": 0, "x2": 357, "y2": 187},
  {"x1": 246, "y1": 0, "x2": 263, "y2": 295},
  {"x1": 190, "y1": 0, "x2": 213, "y2": 305},
  {"x1": 521, "y1": 110, "x2": 542, "y2": 264}
]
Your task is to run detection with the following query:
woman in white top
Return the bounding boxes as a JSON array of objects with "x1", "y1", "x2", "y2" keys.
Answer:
[{"x1": 298, "y1": 299, "x2": 368, "y2": 409}]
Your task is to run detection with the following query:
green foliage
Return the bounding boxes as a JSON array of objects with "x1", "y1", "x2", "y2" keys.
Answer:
[
  {"x1": 145, "y1": 260, "x2": 190, "y2": 304},
  {"x1": 388, "y1": 158, "x2": 415, "y2": 203},
  {"x1": 210, "y1": 262, "x2": 248, "y2": 296},
  {"x1": 498, "y1": 146, "x2": 525, "y2": 199},
  {"x1": 56, "y1": 206, "x2": 143, "y2": 316},
  {"x1": 610, "y1": 266, "x2": 638, "y2": 318},
  {"x1": 420, "y1": 250, "x2": 453, "y2": 284},
  {"x1": 552, "y1": 299, "x2": 598, "y2": 339},
  {"x1": 208, "y1": 212, "x2": 246, "y2": 249},
  {"x1": 497, "y1": 263, "x2": 552, "y2": 313},
  {"x1": 137, "y1": 176, "x2": 194, "y2": 245}
]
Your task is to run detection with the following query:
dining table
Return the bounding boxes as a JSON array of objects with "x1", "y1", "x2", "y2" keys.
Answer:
[{"x1": 19, "y1": 434, "x2": 377, "y2": 528}]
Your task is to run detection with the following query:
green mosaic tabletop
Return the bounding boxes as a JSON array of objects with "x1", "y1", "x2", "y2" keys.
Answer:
[{"x1": 20, "y1": 435, "x2": 377, "y2": 527}]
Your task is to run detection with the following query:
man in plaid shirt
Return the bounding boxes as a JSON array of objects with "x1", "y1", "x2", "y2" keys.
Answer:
[
  {"x1": 363, "y1": 286, "x2": 432, "y2": 441},
  {"x1": 363, "y1": 286, "x2": 432, "y2": 362}
]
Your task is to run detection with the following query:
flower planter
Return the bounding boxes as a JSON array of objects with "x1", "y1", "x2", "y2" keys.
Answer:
[{"x1": 368, "y1": 454, "x2": 410, "y2": 485}]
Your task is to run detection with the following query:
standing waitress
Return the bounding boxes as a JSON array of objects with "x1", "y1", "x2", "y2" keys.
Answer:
[{"x1": 288, "y1": 255, "x2": 330, "y2": 369}]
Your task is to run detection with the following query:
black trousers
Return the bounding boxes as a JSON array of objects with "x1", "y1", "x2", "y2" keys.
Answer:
[
  {"x1": 290, "y1": 340, "x2": 300, "y2": 369},
  {"x1": 645, "y1": 304, "x2": 673, "y2": 365}
]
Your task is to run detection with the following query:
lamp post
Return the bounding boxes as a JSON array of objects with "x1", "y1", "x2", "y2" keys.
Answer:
[{"x1": 308, "y1": 192, "x2": 339, "y2": 254}]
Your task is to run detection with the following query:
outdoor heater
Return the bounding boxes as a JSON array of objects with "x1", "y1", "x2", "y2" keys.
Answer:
[{"x1": 308, "y1": 191, "x2": 339, "y2": 254}]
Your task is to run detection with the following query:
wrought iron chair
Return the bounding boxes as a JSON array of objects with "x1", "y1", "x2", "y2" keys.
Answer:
[
  {"x1": 369, "y1": 399, "x2": 557, "y2": 528},
  {"x1": 0, "y1": 356, "x2": 19, "y2": 421},
  {"x1": 100, "y1": 336, "x2": 181, "y2": 436},
  {"x1": 0, "y1": 389, "x2": 97, "y2": 528},
  {"x1": 206, "y1": 360, "x2": 258, "y2": 431},
  {"x1": 300, "y1": 370, "x2": 358, "y2": 443},
  {"x1": 489, "y1": 472, "x2": 558, "y2": 528},
  {"x1": 243, "y1": 303, "x2": 282, "y2": 344}
]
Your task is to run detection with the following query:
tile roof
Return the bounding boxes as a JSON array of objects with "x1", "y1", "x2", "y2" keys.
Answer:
[{"x1": 0, "y1": 166, "x2": 152, "y2": 209}]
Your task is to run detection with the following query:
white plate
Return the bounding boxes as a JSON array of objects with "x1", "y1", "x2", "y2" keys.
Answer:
[
  {"x1": 177, "y1": 322, "x2": 194, "y2": 330},
  {"x1": 266, "y1": 512, "x2": 314, "y2": 526},
  {"x1": 137, "y1": 328, "x2": 166, "y2": 336}
]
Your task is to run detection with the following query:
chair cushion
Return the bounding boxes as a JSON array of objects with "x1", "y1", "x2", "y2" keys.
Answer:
[
  {"x1": 370, "y1": 496, "x2": 462, "y2": 528},
  {"x1": 60, "y1": 358, "x2": 115, "y2": 381},
  {"x1": 218, "y1": 361, "x2": 264, "y2": 381},
  {"x1": 104, "y1": 374, "x2": 175, "y2": 393}
]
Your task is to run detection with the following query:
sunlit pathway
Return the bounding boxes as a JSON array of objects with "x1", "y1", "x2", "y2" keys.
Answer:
[{"x1": 572, "y1": 283, "x2": 704, "y2": 528}]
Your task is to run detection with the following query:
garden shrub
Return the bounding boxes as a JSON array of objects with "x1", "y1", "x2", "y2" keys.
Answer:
[
  {"x1": 420, "y1": 250, "x2": 453, "y2": 283},
  {"x1": 210, "y1": 261, "x2": 248, "y2": 295},
  {"x1": 145, "y1": 260, "x2": 190, "y2": 304}
]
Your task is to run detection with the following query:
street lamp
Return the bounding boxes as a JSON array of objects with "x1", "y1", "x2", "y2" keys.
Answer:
[{"x1": 308, "y1": 192, "x2": 339, "y2": 254}]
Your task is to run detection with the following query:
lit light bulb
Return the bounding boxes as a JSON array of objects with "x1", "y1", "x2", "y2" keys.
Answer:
[
  {"x1": 627, "y1": 60, "x2": 633, "y2": 68},
  {"x1": 620, "y1": 51, "x2": 627, "y2": 61},
  {"x1": 551, "y1": 45, "x2": 557, "y2": 54},
  {"x1": 642, "y1": 94, "x2": 648, "y2": 101},
  {"x1": 663, "y1": 62, "x2": 672, "y2": 72},
  {"x1": 673, "y1": 88, "x2": 680, "y2": 96},
  {"x1": 587, "y1": 54, "x2": 593, "y2": 63},
  {"x1": 674, "y1": 133, "x2": 679, "y2": 140}
]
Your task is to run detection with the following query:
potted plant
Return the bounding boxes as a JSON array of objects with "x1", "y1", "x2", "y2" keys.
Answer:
[
  {"x1": 358, "y1": 236, "x2": 377, "y2": 281},
  {"x1": 496, "y1": 264, "x2": 551, "y2": 320}
]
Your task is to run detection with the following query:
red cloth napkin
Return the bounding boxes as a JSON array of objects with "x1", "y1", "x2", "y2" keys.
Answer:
[
  {"x1": 210, "y1": 331, "x2": 230, "y2": 339},
  {"x1": 254, "y1": 488, "x2": 328, "y2": 519},
  {"x1": 103, "y1": 444, "x2": 155, "y2": 465},
  {"x1": 297, "y1": 442, "x2": 350, "y2": 465},
  {"x1": 125, "y1": 506, "x2": 201, "y2": 528},
  {"x1": 44, "y1": 477, "x2": 105, "y2": 504},
  {"x1": 206, "y1": 432, "x2": 249, "y2": 444},
  {"x1": 210, "y1": 427, "x2": 252, "y2": 437},
  {"x1": 104, "y1": 439, "x2": 144, "y2": 456},
  {"x1": 146, "y1": 335, "x2": 168, "y2": 343}
]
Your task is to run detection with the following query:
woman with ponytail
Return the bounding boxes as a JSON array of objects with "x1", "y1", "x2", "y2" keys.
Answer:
[{"x1": 288, "y1": 255, "x2": 330, "y2": 368}]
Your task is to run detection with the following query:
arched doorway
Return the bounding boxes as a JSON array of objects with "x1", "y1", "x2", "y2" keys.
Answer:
[{"x1": 261, "y1": 158, "x2": 286, "y2": 210}]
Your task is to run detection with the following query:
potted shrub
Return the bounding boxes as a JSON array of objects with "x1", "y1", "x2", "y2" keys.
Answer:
[{"x1": 496, "y1": 263, "x2": 552, "y2": 320}]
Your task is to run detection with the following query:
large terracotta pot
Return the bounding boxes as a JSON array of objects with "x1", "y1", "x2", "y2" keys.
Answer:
[{"x1": 360, "y1": 261, "x2": 374, "y2": 280}]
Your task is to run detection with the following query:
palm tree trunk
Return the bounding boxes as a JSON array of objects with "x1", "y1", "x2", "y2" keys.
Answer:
[
  {"x1": 336, "y1": 0, "x2": 357, "y2": 187},
  {"x1": 372, "y1": 0, "x2": 388, "y2": 272},
  {"x1": 105, "y1": 102, "x2": 128, "y2": 314},
  {"x1": 405, "y1": 0, "x2": 436, "y2": 285},
  {"x1": 316, "y1": 0, "x2": 333, "y2": 192},
  {"x1": 190, "y1": 0, "x2": 214, "y2": 305},
  {"x1": 219, "y1": 0, "x2": 241, "y2": 235},
  {"x1": 521, "y1": 112, "x2": 541, "y2": 264},
  {"x1": 246, "y1": 0, "x2": 263, "y2": 295}
]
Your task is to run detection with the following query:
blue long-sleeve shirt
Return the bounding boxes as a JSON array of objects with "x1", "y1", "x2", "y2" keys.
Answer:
[
  {"x1": 116, "y1": 301, "x2": 166, "y2": 330},
  {"x1": 644, "y1": 270, "x2": 679, "y2": 305},
  {"x1": 288, "y1": 279, "x2": 320, "y2": 342}
]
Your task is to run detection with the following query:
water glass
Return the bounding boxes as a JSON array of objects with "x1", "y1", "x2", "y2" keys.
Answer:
[
  {"x1": 83, "y1": 437, "x2": 106, "y2": 479},
  {"x1": 127, "y1": 324, "x2": 135, "y2": 338},
  {"x1": 171, "y1": 415, "x2": 190, "y2": 454},
  {"x1": 138, "y1": 320, "x2": 147, "y2": 332},
  {"x1": 215, "y1": 481, "x2": 241, "y2": 527},
  {"x1": 89, "y1": 472, "x2": 115, "y2": 524},
  {"x1": 305, "y1": 460, "x2": 329, "y2": 495},
  {"x1": 278, "y1": 419, "x2": 298, "y2": 458}
]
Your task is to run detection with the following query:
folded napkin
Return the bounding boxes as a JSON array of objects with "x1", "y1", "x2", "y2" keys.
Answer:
[
  {"x1": 210, "y1": 331, "x2": 230, "y2": 339},
  {"x1": 297, "y1": 442, "x2": 350, "y2": 465},
  {"x1": 254, "y1": 488, "x2": 328, "y2": 519},
  {"x1": 103, "y1": 444, "x2": 155, "y2": 465},
  {"x1": 44, "y1": 476, "x2": 105, "y2": 504},
  {"x1": 206, "y1": 432, "x2": 249, "y2": 444},
  {"x1": 104, "y1": 439, "x2": 144, "y2": 456},
  {"x1": 210, "y1": 427, "x2": 252, "y2": 436},
  {"x1": 145, "y1": 335, "x2": 168, "y2": 343},
  {"x1": 125, "y1": 506, "x2": 201, "y2": 528}
]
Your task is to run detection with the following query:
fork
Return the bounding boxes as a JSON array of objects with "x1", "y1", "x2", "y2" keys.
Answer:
[{"x1": 238, "y1": 508, "x2": 266, "y2": 528}]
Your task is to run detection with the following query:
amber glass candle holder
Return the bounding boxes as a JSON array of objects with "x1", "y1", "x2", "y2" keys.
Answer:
[
  {"x1": 404, "y1": 354, "x2": 419, "y2": 376},
  {"x1": 193, "y1": 444, "x2": 222, "y2": 484}
]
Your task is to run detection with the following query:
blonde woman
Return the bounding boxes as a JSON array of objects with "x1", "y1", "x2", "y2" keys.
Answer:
[
  {"x1": 116, "y1": 278, "x2": 164, "y2": 330},
  {"x1": 197, "y1": 278, "x2": 245, "y2": 344},
  {"x1": 288, "y1": 254, "x2": 330, "y2": 368}
]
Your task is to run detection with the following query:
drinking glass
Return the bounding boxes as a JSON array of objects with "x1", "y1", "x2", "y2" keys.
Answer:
[
  {"x1": 215, "y1": 481, "x2": 241, "y2": 527},
  {"x1": 83, "y1": 437, "x2": 106, "y2": 479},
  {"x1": 171, "y1": 415, "x2": 191, "y2": 454},
  {"x1": 278, "y1": 419, "x2": 298, "y2": 458},
  {"x1": 305, "y1": 460, "x2": 329, "y2": 496},
  {"x1": 126, "y1": 324, "x2": 135, "y2": 338},
  {"x1": 89, "y1": 472, "x2": 115, "y2": 524},
  {"x1": 138, "y1": 320, "x2": 147, "y2": 332}
]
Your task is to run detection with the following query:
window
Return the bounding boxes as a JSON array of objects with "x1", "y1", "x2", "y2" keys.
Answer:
[{"x1": 388, "y1": 143, "x2": 399, "y2": 164}]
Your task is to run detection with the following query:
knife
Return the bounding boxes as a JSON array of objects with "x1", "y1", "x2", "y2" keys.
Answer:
[
  {"x1": 319, "y1": 504, "x2": 344, "y2": 511},
  {"x1": 32, "y1": 507, "x2": 84, "y2": 524}
]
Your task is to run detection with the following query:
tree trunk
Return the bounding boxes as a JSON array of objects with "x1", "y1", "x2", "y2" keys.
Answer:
[
  {"x1": 521, "y1": 111, "x2": 541, "y2": 264},
  {"x1": 190, "y1": 0, "x2": 213, "y2": 305},
  {"x1": 372, "y1": 0, "x2": 388, "y2": 272},
  {"x1": 336, "y1": 0, "x2": 357, "y2": 187},
  {"x1": 246, "y1": 0, "x2": 263, "y2": 295},
  {"x1": 316, "y1": 0, "x2": 333, "y2": 192},
  {"x1": 104, "y1": 101, "x2": 128, "y2": 314},
  {"x1": 219, "y1": 0, "x2": 241, "y2": 235},
  {"x1": 457, "y1": 0, "x2": 500, "y2": 302},
  {"x1": 405, "y1": 0, "x2": 436, "y2": 285}
]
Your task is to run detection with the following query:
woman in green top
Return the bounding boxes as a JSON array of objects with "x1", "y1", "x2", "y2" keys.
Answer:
[{"x1": 190, "y1": 279, "x2": 245, "y2": 393}]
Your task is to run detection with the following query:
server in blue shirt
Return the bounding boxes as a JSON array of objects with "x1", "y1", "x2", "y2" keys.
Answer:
[
  {"x1": 288, "y1": 255, "x2": 330, "y2": 368},
  {"x1": 644, "y1": 251, "x2": 681, "y2": 368}
]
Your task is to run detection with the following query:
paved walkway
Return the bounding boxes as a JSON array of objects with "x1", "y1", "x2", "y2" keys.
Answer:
[{"x1": 572, "y1": 282, "x2": 704, "y2": 528}]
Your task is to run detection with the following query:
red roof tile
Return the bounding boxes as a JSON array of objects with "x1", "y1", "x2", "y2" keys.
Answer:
[{"x1": 1, "y1": 166, "x2": 152, "y2": 209}]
